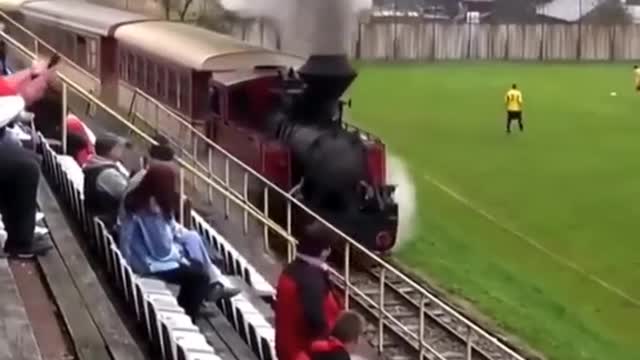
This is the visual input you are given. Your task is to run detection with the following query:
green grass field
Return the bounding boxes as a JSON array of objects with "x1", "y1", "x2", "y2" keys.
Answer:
[{"x1": 348, "y1": 63, "x2": 640, "y2": 360}]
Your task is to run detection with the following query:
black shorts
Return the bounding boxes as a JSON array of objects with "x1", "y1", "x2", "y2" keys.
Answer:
[
  {"x1": 507, "y1": 111, "x2": 522, "y2": 121},
  {"x1": 636, "y1": 84, "x2": 640, "y2": 92}
]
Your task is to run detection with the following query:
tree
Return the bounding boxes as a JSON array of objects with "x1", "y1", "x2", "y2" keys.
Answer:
[
  {"x1": 160, "y1": 0, "x2": 202, "y2": 21},
  {"x1": 584, "y1": 0, "x2": 632, "y2": 25}
]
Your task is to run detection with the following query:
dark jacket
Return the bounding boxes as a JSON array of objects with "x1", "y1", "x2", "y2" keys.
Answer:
[
  {"x1": 275, "y1": 257, "x2": 343, "y2": 360},
  {"x1": 83, "y1": 155, "x2": 128, "y2": 226}
]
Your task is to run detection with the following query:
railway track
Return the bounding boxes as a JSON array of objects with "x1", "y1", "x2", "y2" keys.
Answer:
[{"x1": 331, "y1": 262, "x2": 523, "y2": 360}]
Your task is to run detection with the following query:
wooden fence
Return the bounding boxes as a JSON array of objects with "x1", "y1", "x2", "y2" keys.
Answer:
[{"x1": 230, "y1": 20, "x2": 640, "y2": 61}]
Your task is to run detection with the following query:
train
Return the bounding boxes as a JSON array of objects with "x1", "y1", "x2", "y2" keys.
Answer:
[{"x1": 0, "y1": 0, "x2": 399, "y2": 253}]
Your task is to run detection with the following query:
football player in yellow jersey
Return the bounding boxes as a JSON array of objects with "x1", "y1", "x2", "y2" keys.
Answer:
[
  {"x1": 634, "y1": 65, "x2": 640, "y2": 92},
  {"x1": 505, "y1": 83, "x2": 523, "y2": 134}
]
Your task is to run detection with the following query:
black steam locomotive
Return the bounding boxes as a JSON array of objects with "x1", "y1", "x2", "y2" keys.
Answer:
[{"x1": 263, "y1": 55, "x2": 398, "y2": 253}]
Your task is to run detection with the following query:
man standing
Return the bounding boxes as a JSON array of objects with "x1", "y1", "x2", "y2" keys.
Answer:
[
  {"x1": 275, "y1": 222, "x2": 343, "y2": 360},
  {"x1": 634, "y1": 65, "x2": 640, "y2": 92},
  {"x1": 505, "y1": 83, "x2": 523, "y2": 134}
]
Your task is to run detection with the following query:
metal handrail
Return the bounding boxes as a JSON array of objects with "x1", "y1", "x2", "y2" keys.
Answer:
[
  {"x1": 0, "y1": 28, "x2": 527, "y2": 360},
  {"x1": 0, "y1": 11, "x2": 99, "y2": 82}
]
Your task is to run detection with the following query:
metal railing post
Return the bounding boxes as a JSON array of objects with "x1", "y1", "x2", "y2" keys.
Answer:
[
  {"x1": 263, "y1": 186, "x2": 269, "y2": 251},
  {"x1": 466, "y1": 326, "x2": 473, "y2": 360},
  {"x1": 179, "y1": 167, "x2": 185, "y2": 226},
  {"x1": 61, "y1": 83, "x2": 68, "y2": 154},
  {"x1": 378, "y1": 268, "x2": 386, "y2": 354},
  {"x1": 243, "y1": 172, "x2": 248, "y2": 234},
  {"x1": 419, "y1": 296, "x2": 425, "y2": 354},
  {"x1": 207, "y1": 148, "x2": 213, "y2": 203},
  {"x1": 286, "y1": 199, "x2": 292, "y2": 236},
  {"x1": 224, "y1": 158, "x2": 230, "y2": 218},
  {"x1": 344, "y1": 244, "x2": 351, "y2": 309}
]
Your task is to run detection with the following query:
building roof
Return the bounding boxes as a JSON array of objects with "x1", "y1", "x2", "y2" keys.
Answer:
[
  {"x1": 114, "y1": 21, "x2": 305, "y2": 71},
  {"x1": 536, "y1": 0, "x2": 603, "y2": 22},
  {"x1": 18, "y1": 0, "x2": 151, "y2": 36}
]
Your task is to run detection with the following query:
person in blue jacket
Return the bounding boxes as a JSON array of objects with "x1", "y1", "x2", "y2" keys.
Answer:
[{"x1": 119, "y1": 163, "x2": 238, "y2": 319}]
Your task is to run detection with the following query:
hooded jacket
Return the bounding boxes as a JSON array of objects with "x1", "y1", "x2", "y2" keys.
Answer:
[{"x1": 275, "y1": 256, "x2": 343, "y2": 360}]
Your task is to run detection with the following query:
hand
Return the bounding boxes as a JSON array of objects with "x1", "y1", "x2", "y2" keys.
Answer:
[{"x1": 30, "y1": 58, "x2": 48, "y2": 76}]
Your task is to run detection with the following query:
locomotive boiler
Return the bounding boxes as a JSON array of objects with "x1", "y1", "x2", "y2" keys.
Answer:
[{"x1": 264, "y1": 55, "x2": 398, "y2": 253}]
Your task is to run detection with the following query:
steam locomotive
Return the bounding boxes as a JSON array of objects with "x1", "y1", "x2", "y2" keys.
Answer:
[{"x1": 261, "y1": 55, "x2": 398, "y2": 252}]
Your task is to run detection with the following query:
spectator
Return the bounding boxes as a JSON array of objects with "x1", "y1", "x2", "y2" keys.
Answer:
[
  {"x1": 275, "y1": 221, "x2": 343, "y2": 360},
  {"x1": 0, "y1": 95, "x2": 52, "y2": 257},
  {"x1": 66, "y1": 113, "x2": 96, "y2": 166},
  {"x1": 83, "y1": 133, "x2": 130, "y2": 229},
  {"x1": 296, "y1": 311, "x2": 365, "y2": 360},
  {"x1": 119, "y1": 164, "x2": 239, "y2": 320}
]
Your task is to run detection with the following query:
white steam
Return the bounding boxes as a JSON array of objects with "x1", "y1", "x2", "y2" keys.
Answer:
[
  {"x1": 219, "y1": 0, "x2": 373, "y2": 55},
  {"x1": 387, "y1": 154, "x2": 417, "y2": 249}
]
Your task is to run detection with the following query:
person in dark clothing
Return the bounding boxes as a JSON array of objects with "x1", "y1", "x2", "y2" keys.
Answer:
[
  {"x1": 296, "y1": 311, "x2": 365, "y2": 360},
  {"x1": 275, "y1": 221, "x2": 343, "y2": 360},
  {"x1": 0, "y1": 96, "x2": 53, "y2": 257},
  {"x1": 0, "y1": 142, "x2": 53, "y2": 257},
  {"x1": 83, "y1": 133, "x2": 130, "y2": 229}
]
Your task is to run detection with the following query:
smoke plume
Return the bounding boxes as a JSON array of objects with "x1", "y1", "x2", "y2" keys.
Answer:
[
  {"x1": 219, "y1": 0, "x2": 372, "y2": 55},
  {"x1": 387, "y1": 154, "x2": 417, "y2": 249}
]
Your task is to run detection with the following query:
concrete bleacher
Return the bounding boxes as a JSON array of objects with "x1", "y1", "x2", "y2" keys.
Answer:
[
  {"x1": 39, "y1": 135, "x2": 278, "y2": 360},
  {"x1": 0, "y1": 221, "x2": 42, "y2": 360}
]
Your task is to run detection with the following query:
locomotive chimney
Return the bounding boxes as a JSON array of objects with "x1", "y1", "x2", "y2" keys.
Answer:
[{"x1": 297, "y1": 54, "x2": 357, "y2": 108}]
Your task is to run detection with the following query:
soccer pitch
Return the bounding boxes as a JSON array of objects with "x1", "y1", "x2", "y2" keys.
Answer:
[{"x1": 348, "y1": 62, "x2": 640, "y2": 360}]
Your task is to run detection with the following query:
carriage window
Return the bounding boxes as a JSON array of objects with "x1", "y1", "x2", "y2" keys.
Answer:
[
  {"x1": 88, "y1": 38, "x2": 97, "y2": 71},
  {"x1": 119, "y1": 49, "x2": 127, "y2": 79},
  {"x1": 210, "y1": 86, "x2": 220, "y2": 115},
  {"x1": 167, "y1": 70, "x2": 177, "y2": 107},
  {"x1": 136, "y1": 57, "x2": 145, "y2": 89},
  {"x1": 156, "y1": 65, "x2": 166, "y2": 99},
  {"x1": 127, "y1": 52, "x2": 135, "y2": 83},
  {"x1": 75, "y1": 35, "x2": 86, "y2": 68},
  {"x1": 146, "y1": 61, "x2": 155, "y2": 95},
  {"x1": 179, "y1": 73, "x2": 190, "y2": 112}
]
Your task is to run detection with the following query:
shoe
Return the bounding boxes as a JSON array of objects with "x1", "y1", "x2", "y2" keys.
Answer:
[
  {"x1": 4, "y1": 238, "x2": 53, "y2": 259},
  {"x1": 207, "y1": 281, "x2": 241, "y2": 301},
  {"x1": 35, "y1": 226, "x2": 49, "y2": 237}
]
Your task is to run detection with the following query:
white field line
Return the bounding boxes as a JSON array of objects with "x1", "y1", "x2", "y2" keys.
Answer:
[{"x1": 422, "y1": 172, "x2": 640, "y2": 307}]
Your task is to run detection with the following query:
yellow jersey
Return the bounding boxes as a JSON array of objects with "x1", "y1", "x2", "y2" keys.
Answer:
[
  {"x1": 505, "y1": 89, "x2": 523, "y2": 112},
  {"x1": 634, "y1": 68, "x2": 640, "y2": 87}
]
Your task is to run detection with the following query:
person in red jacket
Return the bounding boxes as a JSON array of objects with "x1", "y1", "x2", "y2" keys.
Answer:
[
  {"x1": 295, "y1": 311, "x2": 365, "y2": 360},
  {"x1": 275, "y1": 221, "x2": 343, "y2": 360}
]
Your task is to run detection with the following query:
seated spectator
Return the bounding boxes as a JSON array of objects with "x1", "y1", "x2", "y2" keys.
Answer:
[
  {"x1": 83, "y1": 133, "x2": 130, "y2": 229},
  {"x1": 276, "y1": 221, "x2": 344, "y2": 360},
  {"x1": 66, "y1": 113, "x2": 95, "y2": 166},
  {"x1": 296, "y1": 311, "x2": 365, "y2": 360},
  {"x1": 119, "y1": 164, "x2": 239, "y2": 320},
  {"x1": 0, "y1": 95, "x2": 52, "y2": 257}
]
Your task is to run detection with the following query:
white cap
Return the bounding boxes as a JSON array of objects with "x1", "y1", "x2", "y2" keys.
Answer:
[{"x1": 0, "y1": 96, "x2": 26, "y2": 128}]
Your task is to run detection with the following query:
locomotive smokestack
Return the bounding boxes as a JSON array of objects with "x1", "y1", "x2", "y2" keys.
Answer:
[{"x1": 298, "y1": 54, "x2": 357, "y2": 110}]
